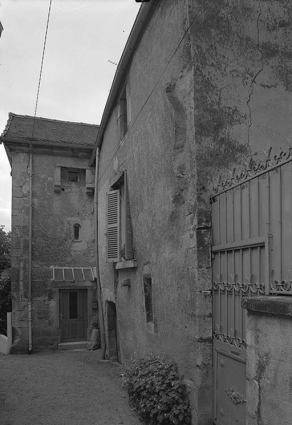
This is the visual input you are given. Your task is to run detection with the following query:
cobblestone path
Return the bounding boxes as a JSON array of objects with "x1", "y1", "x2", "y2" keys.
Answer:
[{"x1": 0, "y1": 349, "x2": 140, "y2": 425}]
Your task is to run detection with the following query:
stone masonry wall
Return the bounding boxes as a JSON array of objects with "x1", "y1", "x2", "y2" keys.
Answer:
[{"x1": 11, "y1": 151, "x2": 95, "y2": 352}]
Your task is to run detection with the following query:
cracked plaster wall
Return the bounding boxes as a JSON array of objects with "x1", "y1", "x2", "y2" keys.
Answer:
[
  {"x1": 246, "y1": 311, "x2": 292, "y2": 425},
  {"x1": 98, "y1": 1, "x2": 212, "y2": 424},
  {"x1": 188, "y1": 0, "x2": 292, "y2": 212},
  {"x1": 99, "y1": 2, "x2": 292, "y2": 424},
  {"x1": 187, "y1": 2, "x2": 292, "y2": 422},
  {"x1": 10, "y1": 152, "x2": 95, "y2": 352},
  {"x1": 187, "y1": 2, "x2": 292, "y2": 421}
]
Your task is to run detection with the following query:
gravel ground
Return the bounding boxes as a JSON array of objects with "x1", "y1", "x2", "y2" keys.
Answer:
[{"x1": 0, "y1": 349, "x2": 141, "y2": 425}]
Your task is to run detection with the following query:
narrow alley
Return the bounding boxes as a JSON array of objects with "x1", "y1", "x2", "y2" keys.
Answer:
[{"x1": 0, "y1": 350, "x2": 140, "y2": 425}]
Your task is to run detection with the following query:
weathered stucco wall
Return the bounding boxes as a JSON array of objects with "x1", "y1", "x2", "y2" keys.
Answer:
[
  {"x1": 244, "y1": 297, "x2": 292, "y2": 425},
  {"x1": 189, "y1": 0, "x2": 292, "y2": 212},
  {"x1": 98, "y1": 1, "x2": 292, "y2": 424},
  {"x1": 98, "y1": 1, "x2": 212, "y2": 424},
  {"x1": 188, "y1": 1, "x2": 292, "y2": 422},
  {"x1": 11, "y1": 152, "x2": 95, "y2": 352}
]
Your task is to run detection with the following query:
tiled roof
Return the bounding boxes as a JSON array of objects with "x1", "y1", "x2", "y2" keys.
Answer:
[{"x1": 1, "y1": 113, "x2": 99, "y2": 147}]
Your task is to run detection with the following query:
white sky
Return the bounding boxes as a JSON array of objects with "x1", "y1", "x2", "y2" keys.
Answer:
[{"x1": 0, "y1": 0, "x2": 140, "y2": 232}]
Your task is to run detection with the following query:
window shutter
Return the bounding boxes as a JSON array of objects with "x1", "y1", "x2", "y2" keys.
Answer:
[
  {"x1": 124, "y1": 172, "x2": 134, "y2": 260},
  {"x1": 107, "y1": 190, "x2": 120, "y2": 262}
]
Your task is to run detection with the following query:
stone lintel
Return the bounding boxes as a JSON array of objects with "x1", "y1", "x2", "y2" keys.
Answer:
[
  {"x1": 242, "y1": 296, "x2": 292, "y2": 317},
  {"x1": 51, "y1": 281, "x2": 94, "y2": 289}
]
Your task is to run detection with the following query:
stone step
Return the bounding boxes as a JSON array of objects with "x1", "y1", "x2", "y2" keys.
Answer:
[{"x1": 58, "y1": 341, "x2": 88, "y2": 350}]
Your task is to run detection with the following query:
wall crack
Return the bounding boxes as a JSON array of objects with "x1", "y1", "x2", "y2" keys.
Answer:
[{"x1": 247, "y1": 8, "x2": 264, "y2": 144}]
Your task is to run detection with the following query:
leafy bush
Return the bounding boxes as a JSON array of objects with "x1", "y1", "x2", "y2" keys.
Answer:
[
  {"x1": 0, "y1": 273, "x2": 11, "y2": 335},
  {"x1": 124, "y1": 356, "x2": 191, "y2": 425},
  {"x1": 0, "y1": 226, "x2": 11, "y2": 336}
]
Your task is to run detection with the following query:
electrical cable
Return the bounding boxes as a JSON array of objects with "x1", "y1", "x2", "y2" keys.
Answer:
[{"x1": 31, "y1": 0, "x2": 53, "y2": 139}]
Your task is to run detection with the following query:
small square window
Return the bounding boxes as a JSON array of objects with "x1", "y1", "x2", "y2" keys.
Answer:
[{"x1": 68, "y1": 170, "x2": 79, "y2": 182}]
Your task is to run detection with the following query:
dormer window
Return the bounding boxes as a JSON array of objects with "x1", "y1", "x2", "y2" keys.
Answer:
[
  {"x1": 68, "y1": 170, "x2": 79, "y2": 182},
  {"x1": 73, "y1": 223, "x2": 81, "y2": 240}
]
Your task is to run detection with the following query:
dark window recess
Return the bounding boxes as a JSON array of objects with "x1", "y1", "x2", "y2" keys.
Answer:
[
  {"x1": 69, "y1": 292, "x2": 78, "y2": 319},
  {"x1": 118, "y1": 88, "x2": 128, "y2": 140},
  {"x1": 74, "y1": 224, "x2": 81, "y2": 240},
  {"x1": 68, "y1": 170, "x2": 79, "y2": 182},
  {"x1": 144, "y1": 277, "x2": 153, "y2": 323}
]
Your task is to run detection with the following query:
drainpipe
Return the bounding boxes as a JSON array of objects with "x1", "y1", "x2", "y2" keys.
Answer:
[
  {"x1": 94, "y1": 147, "x2": 106, "y2": 358},
  {"x1": 28, "y1": 146, "x2": 33, "y2": 354}
]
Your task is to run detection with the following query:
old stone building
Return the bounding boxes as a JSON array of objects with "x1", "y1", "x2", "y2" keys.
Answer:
[
  {"x1": 1, "y1": 113, "x2": 99, "y2": 352},
  {"x1": 3, "y1": 1, "x2": 292, "y2": 424},
  {"x1": 90, "y1": 1, "x2": 292, "y2": 425}
]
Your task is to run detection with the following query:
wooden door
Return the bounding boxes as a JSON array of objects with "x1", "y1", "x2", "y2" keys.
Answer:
[{"x1": 60, "y1": 290, "x2": 87, "y2": 342}]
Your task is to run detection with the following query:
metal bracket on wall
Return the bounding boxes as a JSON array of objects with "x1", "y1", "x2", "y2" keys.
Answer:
[{"x1": 201, "y1": 290, "x2": 212, "y2": 296}]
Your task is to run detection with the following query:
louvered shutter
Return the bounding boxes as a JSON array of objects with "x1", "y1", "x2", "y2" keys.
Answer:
[
  {"x1": 107, "y1": 190, "x2": 120, "y2": 262},
  {"x1": 124, "y1": 172, "x2": 134, "y2": 260}
]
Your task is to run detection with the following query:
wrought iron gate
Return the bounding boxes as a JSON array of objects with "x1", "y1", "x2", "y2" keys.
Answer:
[{"x1": 212, "y1": 147, "x2": 292, "y2": 425}]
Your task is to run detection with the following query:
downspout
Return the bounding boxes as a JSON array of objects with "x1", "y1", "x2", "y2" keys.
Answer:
[
  {"x1": 28, "y1": 145, "x2": 33, "y2": 354},
  {"x1": 94, "y1": 147, "x2": 106, "y2": 358}
]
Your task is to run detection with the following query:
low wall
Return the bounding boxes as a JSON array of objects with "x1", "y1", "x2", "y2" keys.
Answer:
[
  {"x1": 243, "y1": 297, "x2": 292, "y2": 425},
  {"x1": 0, "y1": 312, "x2": 12, "y2": 355}
]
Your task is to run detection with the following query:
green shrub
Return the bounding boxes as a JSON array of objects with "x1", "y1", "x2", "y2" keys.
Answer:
[
  {"x1": 124, "y1": 355, "x2": 191, "y2": 425},
  {"x1": 0, "y1": 274, "x2": 11, "y2": 336}
]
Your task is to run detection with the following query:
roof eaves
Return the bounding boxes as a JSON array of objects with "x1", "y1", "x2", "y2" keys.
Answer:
[
  {"x1": 89, "y1": 1, "x2": 157, "y2": 165},
  {"x1": 0, "y1": 112, "x2": 15, "y2": 138},
  {"x1": 1, "y1": 137, "x2": 95, "y2": 150}
]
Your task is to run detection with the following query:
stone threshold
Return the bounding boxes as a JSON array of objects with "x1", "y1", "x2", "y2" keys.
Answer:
[{"x1": 58, "y1": 341, "x2": 88, "y2": 350}]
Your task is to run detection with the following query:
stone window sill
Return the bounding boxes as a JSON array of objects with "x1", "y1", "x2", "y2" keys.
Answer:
[{"x1": 116, "y1": 260, "x2": 137, "y2": 270}]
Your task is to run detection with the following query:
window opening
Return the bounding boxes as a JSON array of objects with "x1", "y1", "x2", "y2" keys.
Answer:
[
  {"x1": 144, "y1": 276, "x2": 153, "y2": 323},
  {"x1": 73, "y1": 223, "x2": 81, "y2": 240},
  {"x1": 68, "y1": 170, "x2": 79, "y2": 182},
  {"x1": 69, "y1": 292, "x2": 78, "y2": 319},
  {"x1": 106, "y1": 171, "x2": 134, "y2": 262}
]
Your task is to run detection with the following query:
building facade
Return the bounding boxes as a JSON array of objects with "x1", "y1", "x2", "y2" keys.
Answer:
[
  {"x1": 91, "y1": 1, "x2": 292, "y2": 424},
  {"x1": 2, "y1": 0, "x2": 292, "y2": 424},
  {"x1": 1, "y1": 114, "x2": 99, "y2": 352}
]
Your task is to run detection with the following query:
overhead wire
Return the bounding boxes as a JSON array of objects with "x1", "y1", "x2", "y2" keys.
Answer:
[{"x1": 31, "y1": 0, "x2": 53, "y2": 139}]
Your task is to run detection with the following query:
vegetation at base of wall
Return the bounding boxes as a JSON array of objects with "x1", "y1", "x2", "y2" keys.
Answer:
[
  {"x1": 0, "y1": 225, "x2": 11, "y2": 336},
  {"x1": 0, "y1": 274, "x2": 11, "y2": 335},
  {"x1": 124, "y1": 356, "x2": 192, "y2": 425}
]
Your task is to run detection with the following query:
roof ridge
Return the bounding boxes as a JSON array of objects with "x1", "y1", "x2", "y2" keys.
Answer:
[{"x1": 6, "y1": 113, "x2": 99, "y2": 128}]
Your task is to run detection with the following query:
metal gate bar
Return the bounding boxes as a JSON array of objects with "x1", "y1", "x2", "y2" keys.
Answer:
[{"x1": 212, "y1": 147, "x2": 292, "y2": 425}]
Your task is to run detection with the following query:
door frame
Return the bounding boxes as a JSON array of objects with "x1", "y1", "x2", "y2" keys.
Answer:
[{"x1": 58, "y1": 288, "x2": 88, "y2": 343}]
